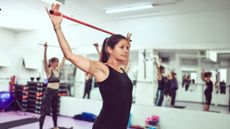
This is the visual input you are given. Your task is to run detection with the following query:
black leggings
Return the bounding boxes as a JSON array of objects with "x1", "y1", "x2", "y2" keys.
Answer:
[
  {"x1": 39, "y1": 88, "x2": 59, "y2": 129},
  {"x1": 170, "y1": 90, "x2": 177, "y2": 106},
  {"x1": 83, "y1": 84, "x2": 92, "y2": 99},
  {"x1": 156, "y1": 90, "x2": 164, "y2": 106},
  {"x1": 205, "y1": 92, "x2": 212, "y2": 105}
]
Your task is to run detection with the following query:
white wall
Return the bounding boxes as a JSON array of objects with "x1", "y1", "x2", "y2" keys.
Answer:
[
  {"x1": 107, "y1": 10, "x2": 230, "y2": 50},
  {"x1": 0, "y1": 28, "x2": 16, "y2": 91},
  {"x1": 227, "y1": 68, "x2": 230, "y2": 85}
]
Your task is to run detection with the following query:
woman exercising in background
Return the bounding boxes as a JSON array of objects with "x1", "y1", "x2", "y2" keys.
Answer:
[
  {"x1": 40, "y1": 42, "x2": 65, "y2": 129},
  {"x1": 201, "y1": 69, "x2": 213, "y2": 111}
]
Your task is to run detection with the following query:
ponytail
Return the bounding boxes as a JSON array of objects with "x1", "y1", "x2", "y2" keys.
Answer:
[{"x1": 100, "y1": 38, "x2": 109, "y2": 63}]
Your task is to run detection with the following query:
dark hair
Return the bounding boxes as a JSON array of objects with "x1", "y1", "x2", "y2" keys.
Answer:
[
  {"x1": 48, "y1": 57, "x2": 59, "y2": 67},
  {"x1": 100, "y1": 34, "x2": 127, "y2": 63},
  {"x1": 171, "y1": 71, "x2": 176, "y2": 76},
  {"x1": 159, "y1": 65, "x2": 165, "y2": 71},
  {"x1": 204, "y1": 72, "x2": 212, "y2": 77}
]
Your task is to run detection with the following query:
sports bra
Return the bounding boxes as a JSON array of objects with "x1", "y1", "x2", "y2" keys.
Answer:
[{"x1": 48, "y1": 70, "x2": 60, "y2": 83}]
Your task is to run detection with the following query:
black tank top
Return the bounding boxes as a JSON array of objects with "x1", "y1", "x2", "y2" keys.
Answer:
[
  {"x1": 158, "y1": 76, "x2": 167, "y2": 91},
  {"x1": 93, "y1": 65, "x2": 133, "y2": 129},
  {"x1": 205, "y1": 81, "x2": 213, "y2": 95},
  {"x1": 85, "y1": 78, "x2": 93, "y2": 90}
]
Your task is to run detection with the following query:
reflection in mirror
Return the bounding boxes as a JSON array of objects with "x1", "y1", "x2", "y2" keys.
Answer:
[
  {"x1": 66, "y1": 48, "x2": 230, "y2": 114},
  {"x1": 182, "y1": 70, "x2": 197, "y2": 92},
  {"x1": 167, "y1": 49, "x2": 229, "y2": 113},
  {"x1": 59, "y1": 63, "x2": 77, "y2": 97}
]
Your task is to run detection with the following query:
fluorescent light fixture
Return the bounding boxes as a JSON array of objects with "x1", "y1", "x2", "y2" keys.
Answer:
[
  {"x1": 105, "y1": 4, "x2": 153, "y2": 14},
  {"x1": 40, "y1": 0, "x2": 63, "y2": 5}
]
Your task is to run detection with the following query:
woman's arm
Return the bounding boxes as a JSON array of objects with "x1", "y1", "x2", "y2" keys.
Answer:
[
  {"x1": 154, "y1": 58, "x2": 162, "y2": 80},
  {"x1": 43, "y1": 42, "x2": 50, "y2": 77},
  {"x1": 168, "y1": 72, "x2": 173, "y2": 80},
  {"x1": 58, "y1": 57, "x2": 65, "y2": 71},
  {"x1": 93, "y1": 43, "x2": 100, "y2": 56},
  {"x1": 46, "y1": 3, "x2": 107, "y2": 82},
  {"x1": 201, "y1": 68, "x2": 205, "y2": 82}
]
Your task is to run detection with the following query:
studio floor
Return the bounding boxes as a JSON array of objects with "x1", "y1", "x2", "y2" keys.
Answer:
[
  {"x1": 0, "y1": 101, "x2": 229, "y2": 129},
  {"x1": 0, "y1": 111, "x2": 93, "y2": 129},
  {"x1": 175, "y1": 101, "x2": 230, "y2": 114}
]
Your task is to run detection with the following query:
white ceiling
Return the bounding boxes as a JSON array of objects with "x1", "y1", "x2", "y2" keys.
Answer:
[{"x1": 0, "y1": 0, "x2": 230, "y2": 32}]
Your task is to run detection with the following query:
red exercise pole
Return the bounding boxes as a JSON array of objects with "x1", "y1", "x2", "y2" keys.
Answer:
[{"x1": 49, "y1": 10, "x2": 115, "y2": 35}]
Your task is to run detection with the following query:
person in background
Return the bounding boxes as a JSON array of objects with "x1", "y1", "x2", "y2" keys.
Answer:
[
  {"x1": 155, "y1": 65, "x2": 167, "y2": 106},
  {"x1": 184, "y1": 74, "x2": 191, "y2": 91},
  {"x1": 220, "y1": 80, "x2": 226, "y2": 94},
  {"x1": 82, "y1": 43, "x2": 101, "y2": 99},
  {"x1": 83, "y1": 73, "x2": 93, "y2": 99},
  {"x1": 40, "y1": 42, "x2": 65, "y2": 129},
  {"x1": 214, "y1": 69, "x2": 220, "y2": 94},
  {"x1": 201, "y1": 69, "x2": 213, "y2": 111},
  {"x1": 182, "y1": 74, "x2": 186, "y2": 88},
  {"x1": 168, "y1": 71, "x2": 178, "y2": 107},
  {"x1": 163, "y1": 74, "x2": 171, "y2": 106}
]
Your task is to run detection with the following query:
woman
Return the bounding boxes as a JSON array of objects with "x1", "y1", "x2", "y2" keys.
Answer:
[
  {"x1": 184, "y1": 74, "x2": 191, "y2": 91},
  {"x1": 40, "y1": 42, "x2": 65, "y2": 129},
  {"x1": 201, "y1": 70, "x2": 213, "y2": 111},
  {"x1": 83, "y1": 73, "x2": 93, "y2": 99},
  {"x1": 155, "y1": 65, "x2": 167, "y2": 106},
  {"x1": 168, "y1": 71, "x2": 178, "y2": 107},
  {"x1": 46, "y1": 3, "x2": 133, "y2": 129}
]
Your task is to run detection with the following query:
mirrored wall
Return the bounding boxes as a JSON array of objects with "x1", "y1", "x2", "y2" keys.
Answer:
[{"x1": 66, "y1": 48, "x2": 230, "y2": 114}]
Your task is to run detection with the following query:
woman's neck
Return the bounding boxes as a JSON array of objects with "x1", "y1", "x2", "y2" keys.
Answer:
[{"x1": 106, "y1": 59, "x2": 123, "y2": 71}]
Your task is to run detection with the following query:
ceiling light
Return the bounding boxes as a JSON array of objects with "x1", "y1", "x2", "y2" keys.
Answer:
[
  {"x1": 40, "y1": 0, "x2": 64, "y2": 5},
  {"x1": 105, "y1": 4, "x2": 153, "y2": 14}
]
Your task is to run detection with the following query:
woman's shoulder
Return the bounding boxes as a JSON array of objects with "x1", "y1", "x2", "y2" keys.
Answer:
[
  {"x1": 90, "y1": 61, "x2": 107, "y2": 71},
  {"x1": 90, "y1": 61, "x2": 109, "y2": 81}
]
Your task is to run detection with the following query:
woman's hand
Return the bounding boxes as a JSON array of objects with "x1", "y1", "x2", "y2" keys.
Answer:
[
  {"x1": 93, "y1": 43, "x2": 99, "y2": 48},
  {"x1": 44, "y1": 42, "x2": 48, "y2": 49},
  {"x1": 45, "y1": 3, "x2": 63, "y2": 30},
  {"x1": 126, "y1": 32, "x2": 132, "y2": 42}
]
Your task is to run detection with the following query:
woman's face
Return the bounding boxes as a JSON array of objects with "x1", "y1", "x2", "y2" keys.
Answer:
[
  {"x1": 204, "y1": 76, "x2": 211, "y2": 82},
  {"x1": 160, "y1": 69, "x2": 165, "y2": 73},
  {"x1": 51, "y1": 60, "x2": 59, "y2": 68},
  {"x1": 108, "y1": 39, "x2": 130, "y2": 64},
  {"x1": 172, "y1": 73, "x2": 177, "y2": 78}
]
